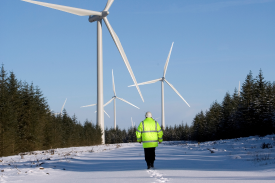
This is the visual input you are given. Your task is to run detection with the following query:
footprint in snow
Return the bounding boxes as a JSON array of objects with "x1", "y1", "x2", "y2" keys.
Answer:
[{"x1": 147, "y1": 169, "x2": 169, "y2": 182}]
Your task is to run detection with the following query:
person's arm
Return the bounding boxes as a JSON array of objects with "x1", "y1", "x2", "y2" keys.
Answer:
[
  {"x1": 136, "y1": 122, "x2": 143, "y2": 143},
  {"x1": 157, "y1": 123, "x2": 163, "y2": 143}
]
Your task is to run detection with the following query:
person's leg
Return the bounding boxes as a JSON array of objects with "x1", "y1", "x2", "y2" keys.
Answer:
[
  {"x1": 144, "y1": 148, "x2": 151, "y2": 169},
  {"x1": 146, "y1": 148, "x2": 155, "y2": 168},
  {"x1": 151, "y1": 148, "x2": 156, "y2": 168}
]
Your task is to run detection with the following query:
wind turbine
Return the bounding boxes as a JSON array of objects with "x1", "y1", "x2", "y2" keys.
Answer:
[
  {"x1": 54, "y1": 98, "x2": 67, "y2": 116},
  {"x1": 84, "y1": 70, "x2": 139, "y2": 130},
  {"x1": 129, "y1": 42, "x2": 190, "y2": 128},
  {"x1": 22, "y1": 0, "x2": 144, "y2": 144},
  {"x1": 95, "y1": 110, "x2": 110, "y2": 118}
]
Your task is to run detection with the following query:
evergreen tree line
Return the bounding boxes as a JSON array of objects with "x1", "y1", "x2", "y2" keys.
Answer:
[
  {"x1": 105, "y1": 70, "x2": 275, "y2": 143},
  {"x1": 192, "y1": 70, "x2": 275, "y2": 142},
  {"x1": 105, "y1": 126, "x2": 137, "y2": 144},
  {"x1": 0, "y1": 66, "x2": 102, "y2": 157},
  {"x1": 2, "y1": 65, "x2": 274, "y2": 155},
  {"x1": 104, "y1": 123, "x2": 192, "y2": 144},
  {"x1": 162, "y1": 123, "x2": 191, "y2": 141}
]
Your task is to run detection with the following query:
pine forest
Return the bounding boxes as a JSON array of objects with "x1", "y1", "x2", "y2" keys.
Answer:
[{"x1": 0, "y1": 65, "x2": 102, "y2": 157}]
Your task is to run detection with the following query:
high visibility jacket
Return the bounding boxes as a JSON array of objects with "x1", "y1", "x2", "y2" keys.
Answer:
[{"x1": 136, "y1": 117, "x2": 163, "y2": 148}]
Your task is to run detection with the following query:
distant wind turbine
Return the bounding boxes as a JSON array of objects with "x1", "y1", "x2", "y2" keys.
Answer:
[
  {"x1": 54, "y1": 98, "x2": 67, "y2": 116},
  {"x1": 82, "y1": 70, "x2": 139, "y2": 130},
  {"x1": 22, "y1": 0, "x2": 144, "y2": 144},
  {"x1": 129, "y1": 42, "x2": 190, "y2": 128},
  {"x1": 103, "y1": 70, "x2": 139, "y2": 130}
]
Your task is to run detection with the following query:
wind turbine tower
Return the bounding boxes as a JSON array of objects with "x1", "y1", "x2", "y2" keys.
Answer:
[
  {"x1": 131, "y1": 117, "x2": 134, "y2": 128},
  {"x1": 22, "y1": 0, "x2": 144, "y2": 144}
]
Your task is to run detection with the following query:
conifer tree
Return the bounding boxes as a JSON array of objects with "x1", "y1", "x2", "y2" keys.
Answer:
[
  {"x1": 205, "y1": 101, "x2": 222, "y2": 140},
  {"x1": 0, "y1": 65, "x2": 8, "y2": 156}
]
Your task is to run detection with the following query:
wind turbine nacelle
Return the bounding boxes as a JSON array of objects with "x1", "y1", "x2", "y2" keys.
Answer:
[
  {"x1": 89, "y1": 15, "x2": 102, "y2": 23},
  {"x1": 89, "y1": 12, "x2": 108, "y2": 23}
]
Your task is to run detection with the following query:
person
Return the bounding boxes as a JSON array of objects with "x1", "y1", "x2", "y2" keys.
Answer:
[{"x1": 136, "y1": 112, "x2": 163, "y2": 169}]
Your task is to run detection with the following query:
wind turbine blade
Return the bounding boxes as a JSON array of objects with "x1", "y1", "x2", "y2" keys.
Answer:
[
  {"x1": 104, "y1": 0, "x2": 114, "y2": 11},
  {"x1": 117, "y1": 97, "x2": 139, "y2": 109},
  {"x1": 61, "y1": 98, "x2": 67, "y2": 113},
  {"x1": 104, "y1": 110, "x2": 110, "y2": 118},
  {"x1": 81, "y1": 103, "x2": 97, "y2": 108},
  {"x1": 128, "y1": 78, "x2": 162, "y2": 87},
  {"x1": 112, "y1": 69, "x2": 116, "y2": 96},
  {"x1": 164, "y1": 79, "x2": 190, "y2": 107},
  {"x1": 163, "y1": 42, "x2": 174, "y2": 78},
  {"x1": 103, "y1": 17, "x2": 144, "y2": 102},
  {"x1": 103, "y1": 98, "x2": 114, "y2": 107},
  {"x1": 95, "y1": 110, "x2": 110, "y2": 118},
  {"x1": 22, "y1": 0, "x2": 102, "y2": 16}
]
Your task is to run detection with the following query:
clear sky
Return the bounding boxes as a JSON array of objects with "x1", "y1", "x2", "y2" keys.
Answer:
[{"x1": 1, "y1": 0, "x2": 275, "y2": 129}]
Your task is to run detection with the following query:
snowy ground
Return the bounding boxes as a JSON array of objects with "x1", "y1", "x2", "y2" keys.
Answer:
[{"x1": 1, "y1": 135, "x2": 275, "y2": 182}]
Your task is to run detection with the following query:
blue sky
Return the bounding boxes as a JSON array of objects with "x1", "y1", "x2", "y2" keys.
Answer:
[{"x1": 1, "y1": 0, "x2": 275, "y2": 129}]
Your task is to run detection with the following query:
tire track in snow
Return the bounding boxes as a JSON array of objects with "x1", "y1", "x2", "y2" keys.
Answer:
[{"x1": 147, "y1": 169, "x2": 169, "y2": 182}]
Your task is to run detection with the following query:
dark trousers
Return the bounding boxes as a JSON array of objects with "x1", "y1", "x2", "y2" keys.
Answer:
[{"x1": 144, "y1": 147, "x2": 155, "y2": 165}]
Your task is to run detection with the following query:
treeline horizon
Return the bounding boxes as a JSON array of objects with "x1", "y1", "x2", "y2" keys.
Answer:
[
  {"x1": 0, "y1": 65, "x2": 102, "y2": 157},
  {"x1": 105, "y1": 69, "x2": 275, "y2": 143},
  {"x1": 1, "y1": 65, "x2": 275, "y2": 157},
  {"x1": 191, "y1": 69, "x2": 275, "y2": 142}
]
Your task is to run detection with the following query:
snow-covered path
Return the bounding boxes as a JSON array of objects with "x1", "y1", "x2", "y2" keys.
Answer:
[
  {"x1": 2, "y1": 144, "x2": 152, "y2": 183},
  {"x1": 1, "y1": 135, "x2": 275, "y2": 182}
]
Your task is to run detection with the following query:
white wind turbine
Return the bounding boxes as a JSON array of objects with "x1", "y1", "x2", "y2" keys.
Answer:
[
  {"x1": 82, "y1": 70, "x2": 139, "y2": 130},
  {"x1": 129, "y1": 42, "x2": 190, "y2": 128},
  {"x1": 95, "y1": 110, "x2": 110, "y2": 118},
  {"x1": 22, "y1": 0, "x2": 144, "y2": 144},
  {"x1": 54, "y1": 98, "x2": 67, "y2": 116},
  {"x1": 92, "y1": 69, "x2": 139, "y2": 130}
]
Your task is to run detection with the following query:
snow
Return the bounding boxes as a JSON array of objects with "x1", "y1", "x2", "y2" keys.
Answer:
[{"x1": 1, "y1": 135, "x2": 275, "y2": 182}]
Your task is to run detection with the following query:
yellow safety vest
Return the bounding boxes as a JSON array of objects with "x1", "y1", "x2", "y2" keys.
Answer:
[{"x1": 136, "y1": 117, "x2": 163, "y2": 148}]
